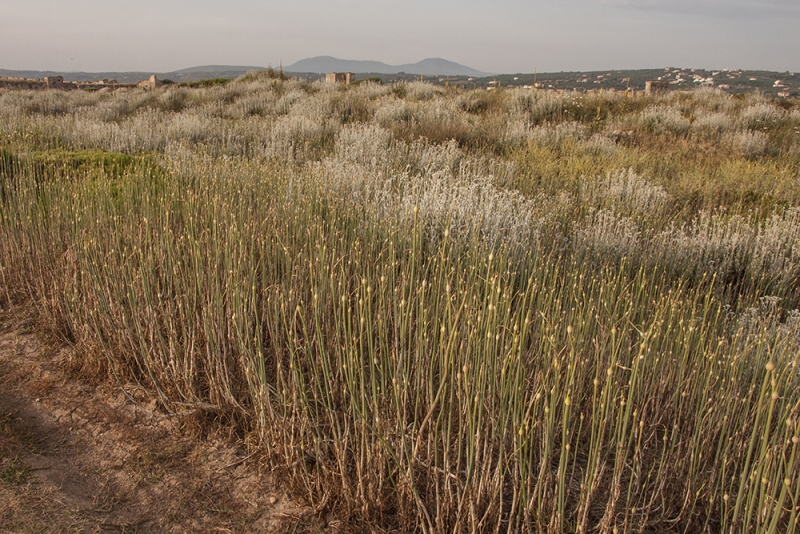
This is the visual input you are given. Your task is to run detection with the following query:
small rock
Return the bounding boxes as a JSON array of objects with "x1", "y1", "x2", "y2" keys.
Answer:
[{"x1": 268, "y1": 496, "x2": 277, "y2": 505}]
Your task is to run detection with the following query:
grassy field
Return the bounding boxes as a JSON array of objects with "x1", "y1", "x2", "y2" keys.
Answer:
[{"x1": 1, "y1": 75, "x2": 799, "y2": 533}]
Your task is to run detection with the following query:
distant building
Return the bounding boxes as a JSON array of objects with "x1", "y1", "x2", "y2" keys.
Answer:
[
  {"x1": 645, "y1": 80, "x2": 669, "y2": 95},
  {"x1": 326, "y1": 72, "x2": 356, "y2": 84}
]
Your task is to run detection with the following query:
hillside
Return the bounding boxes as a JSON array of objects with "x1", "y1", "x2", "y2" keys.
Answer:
[
  {"x1": 284, "y1": 56, "x2": 491, "y2": 76},
  {"x1": 1, "y1": 64, "x2": 797, "y2": 97}
]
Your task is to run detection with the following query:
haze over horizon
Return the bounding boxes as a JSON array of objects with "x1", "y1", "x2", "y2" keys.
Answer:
[{"x1": 1, "y1": 0, "x2": 798, "y2": 74}]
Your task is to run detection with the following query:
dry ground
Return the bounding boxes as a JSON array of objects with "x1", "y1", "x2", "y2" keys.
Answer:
[{"x1": 0, "y1": 305, "x2": 326, "y2": 534}]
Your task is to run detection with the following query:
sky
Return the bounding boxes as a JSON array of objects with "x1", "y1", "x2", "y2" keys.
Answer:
[{"x1": 1, "y1": 0, "x2": 798, "y2": 74}]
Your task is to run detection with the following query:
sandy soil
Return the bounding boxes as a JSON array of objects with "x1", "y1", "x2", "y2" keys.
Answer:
[{"x1": 0, "y1": 306, "x2": 324, "y2": 533}]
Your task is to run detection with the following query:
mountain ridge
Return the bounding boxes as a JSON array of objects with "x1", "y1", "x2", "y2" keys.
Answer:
[
  {"x1": 284, "y1": 56, "x2": 491, "y2": 77},
  {"x1": 170, "y1": 65, "x2": 262, "y2": 74}
]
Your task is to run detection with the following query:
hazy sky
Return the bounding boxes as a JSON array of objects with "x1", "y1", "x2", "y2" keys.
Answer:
[{"x1": 1, "y1": 0, "x2": 798, "y2": 73}]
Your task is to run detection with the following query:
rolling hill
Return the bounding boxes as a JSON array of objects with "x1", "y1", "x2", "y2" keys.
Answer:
[{"x1": 284, "y1": 57, "x2": 491, "y2": 77}]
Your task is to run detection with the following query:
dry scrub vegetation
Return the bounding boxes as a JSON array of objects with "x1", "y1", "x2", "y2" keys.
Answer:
[{"x1": 1, "y1": 74, "x2": 800, "y2": 533}]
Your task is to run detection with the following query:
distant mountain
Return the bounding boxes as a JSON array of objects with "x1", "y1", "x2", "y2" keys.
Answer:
[
  {"x1": 170, "y1": 65, "x2": 261, "y2": 74},
  {"x1": 284, "y1": 56, "x2": 491, "y2": 77}
]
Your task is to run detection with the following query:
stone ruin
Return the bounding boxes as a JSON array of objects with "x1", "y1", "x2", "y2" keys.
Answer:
[
  {"x1": 0, "y1": 74, "x2": 161, "y2": 91},
  {"x1": 136, "y1": 75, "x2": 163, "y2": 91},
  {"x1": 645, "y1": 80, "x2": 670, "y2": 95},
  {"x1": 43, "y1": 76, "x2": 64, "y2": 88},
  {"x1": 326, "y1": 72, "x2": 356, "y2": 85}
]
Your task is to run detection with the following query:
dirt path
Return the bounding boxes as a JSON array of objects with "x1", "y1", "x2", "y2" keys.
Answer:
[{"x1": 0, "y1": 306, "x2": 322, "y2": 533}]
